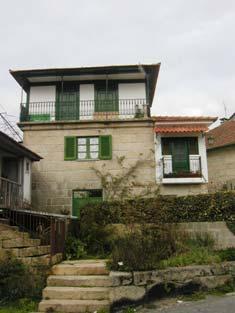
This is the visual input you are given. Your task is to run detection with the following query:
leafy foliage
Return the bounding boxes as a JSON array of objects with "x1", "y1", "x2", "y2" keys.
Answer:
[
  {"x1": 0, "y1": 257, "x2": 45, "y2": 303},
  {"x1": 110, "y1": 224, "x2": 178, "y2": 271},
  {"x1": 65, "y1": 236, "x2": 87, "y2": 260}
]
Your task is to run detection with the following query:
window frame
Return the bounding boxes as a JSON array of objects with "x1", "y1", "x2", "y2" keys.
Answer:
[{"x1": 77, "y1": 136, "x2": 99, "y2": 161}]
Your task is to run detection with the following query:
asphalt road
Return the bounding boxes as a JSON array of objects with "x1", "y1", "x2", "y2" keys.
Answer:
[{"x1": 138, "y1": 294, "x2": 235, "y2": 313}]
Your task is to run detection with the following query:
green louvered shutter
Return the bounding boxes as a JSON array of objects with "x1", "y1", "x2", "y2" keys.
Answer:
[
  {"x1": 99, "y1": 135, "x2": 112, "y2": 160},
  {"x1": 64, "y1": 136, "x2": 77, "y2": 160}
]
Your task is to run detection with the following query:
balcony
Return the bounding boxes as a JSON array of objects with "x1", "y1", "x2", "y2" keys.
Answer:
[
  {"x1": 162, "y1": 155, "x2": 202, "y2": 179},
  {"x1": 20, "y1": 99, "x2": 149, "y2": 122},
  {"x1": 0, "y1": 177, "x2": 23, "y2": 209}
]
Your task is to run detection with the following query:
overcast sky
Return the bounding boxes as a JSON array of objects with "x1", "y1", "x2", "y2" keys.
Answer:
[{"x1": 0, "y1": 0, "x2": 235, "y2": 127}]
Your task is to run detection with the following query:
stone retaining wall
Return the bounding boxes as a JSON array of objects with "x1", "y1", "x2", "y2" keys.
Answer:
[
  {"x1": 109, "y1": 262, "x2": 235, "y2": 305},
  {"x1": 177, "y1": 222, "x2": 235, "y2": 250}
]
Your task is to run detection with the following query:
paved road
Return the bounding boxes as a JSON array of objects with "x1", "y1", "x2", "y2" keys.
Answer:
[{"x1": 138, "y1": 294, "x2": 235, "y2": 313}]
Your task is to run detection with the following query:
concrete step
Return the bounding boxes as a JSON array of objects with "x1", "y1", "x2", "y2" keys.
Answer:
[
  {"x1": 8, "y1": 245, "x2": 50, "y2": 257},
  {"x1": 2, "y1": 237, "x2": 41, "y2": 248},
  {"x1": 48, "y1": 275, "x2": 113, "y2": 287},
  {"x1": 38, "y1": 299, "x2": 110, "y2": 312},
  {"x1": 52, "y1": 260, "x2": 109, "y2": 276},
  {"x1": 43, "y1": 286, "x2": 109, "y2": 300}
]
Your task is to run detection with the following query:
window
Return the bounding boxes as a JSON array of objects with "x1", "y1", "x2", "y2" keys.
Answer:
[
  {"x1": 161, "y1": 137, "x2": 199, "y2": 174},
  {"x1": 77, "y1": 137, "x2": 99, "y2": 160},
  {"x1": 95, "y1": 81, "x2": 118, "y2": 112},
  {"x1": 64, "y1": 135, "x2": 112, "y2": 161},
  {"x1": 25, "y1": 161, "x2": 30, "y2": 173}
]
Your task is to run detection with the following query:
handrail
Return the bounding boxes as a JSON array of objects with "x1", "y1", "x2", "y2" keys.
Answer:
[{"x1": 0, "y1": 176, "x2": 21, "y2": 186}]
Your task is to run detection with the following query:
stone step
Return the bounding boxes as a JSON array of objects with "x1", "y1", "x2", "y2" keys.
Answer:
[
  {"x1": 8, "y1": 245, "x2": 50, "y2": 257},
  {"x1": 0, "y1": 218, "x2": 9, "y2": 225},
  {"x1": 52, "y1": 261, "x2": 109, "y2": 276},
  {"x1": 0, "y1": 230, "x2": 30, "y2": 240},
  {"x1": 43, "y1": 286, "x2": 109, "y2": 300},
  {"x1": 38, "y1": 299, "x2": 110, "y2": 313},
  {"x1": 48, "y1": 275, "x2": 113, "y2": 287},
  {"x1": 19, "y1": 254, "x2": 51, "y2": 266},
  {"x1": 2, "y1": 237, "x2": 41, "y2": 248},
  {"x1": 51, "y1": 253, "x2": 63, "y2": 265},
  {"x1": 0, "y1": 223, "x2": 18, "y2": 231}
]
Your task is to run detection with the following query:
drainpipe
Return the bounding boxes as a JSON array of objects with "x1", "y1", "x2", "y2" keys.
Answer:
[{"x1": 138, "y1": 64, "x2": 149, "y2": 117}]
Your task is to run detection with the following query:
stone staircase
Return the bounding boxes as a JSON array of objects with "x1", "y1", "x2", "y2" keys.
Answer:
[
  {"x1": 0, "y1": 219, "x2": 62, "y2": 266},
  {"x1": 39, "y1": 260, "x2": 111, "y2": 312}
]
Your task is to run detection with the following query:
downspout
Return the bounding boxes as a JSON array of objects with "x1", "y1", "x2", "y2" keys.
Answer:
[{"x1": 138, "y1": 64, "x2": 150, "y2": 117}]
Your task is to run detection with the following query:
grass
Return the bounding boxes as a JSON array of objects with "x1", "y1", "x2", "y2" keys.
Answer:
[
  {"x1": 0, "y1": 299, "x2": 37, "y2": 313},
  {"x1": 159, "y1": 247, "x2": 221, "y2": 269}
]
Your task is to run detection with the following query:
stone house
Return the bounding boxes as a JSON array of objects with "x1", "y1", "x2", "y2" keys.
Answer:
[
  {"x1": 10, "y1": 63, "x2": 215, "y2": 216},
  {"x1": 0, "y1": 131, "x2": 41, "y2": 208},
  {"x1": 206, "y1": 114, "x2": 235, "y2": 191}
]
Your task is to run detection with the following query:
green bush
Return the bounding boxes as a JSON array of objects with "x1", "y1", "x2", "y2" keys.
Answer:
[
  {"x1": 218, "y1": 248, "x2": 235, "y2": 261},
  {"x1": 110, "y1": 224, "x2": 178, "y2": 271},
  {"x1": 0, "y1": 257, "x2": 45, "y2": 303},
  {"x1": 80, "y1": 191, "x2": 235, "y2": 226},
  {"x1": 65, "y1": 236, "x2": 87, "y2": 260}
]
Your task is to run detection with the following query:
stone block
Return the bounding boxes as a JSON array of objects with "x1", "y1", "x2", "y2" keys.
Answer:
[{"x1": 110, "y1": 286, "x2": 146, "y2": 303}]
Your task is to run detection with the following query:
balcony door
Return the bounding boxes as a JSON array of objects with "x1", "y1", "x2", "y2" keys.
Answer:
[
  {"x1": 172, "y1": 139, "x2": 189, "y2": 174},
  {"x1": 56, "y1": 83, "x2": 79, "y2": 120},
  {"x1": 95, "y1": 81, "x2": 118, "y2": 112}
]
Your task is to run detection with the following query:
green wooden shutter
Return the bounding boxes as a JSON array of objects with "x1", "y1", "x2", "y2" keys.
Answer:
[
  {"x1": 99, "y1": 135, "x2": 112, "y2": 160},
  {"x1": 64, "y1": 136, "x2": 77, "y2": 160}
]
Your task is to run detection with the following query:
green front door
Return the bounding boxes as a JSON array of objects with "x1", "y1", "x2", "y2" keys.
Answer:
[
  {"x1": 72, "y1": 190, "x2": 103, "y2": 217},
  {"x1": 56, "y1": 84, "x2": 79, "y2": 120},
  {"x1": 172, "y1": 139, "x2": 189, "y2": 173},
  {"x1": 95, "y1": 82, "x2": 118, "y2": 112}
]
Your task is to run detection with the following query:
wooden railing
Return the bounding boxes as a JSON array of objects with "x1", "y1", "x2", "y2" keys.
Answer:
[{"x1": 0, "y1": 177, "x2": 23, "y2": 209}]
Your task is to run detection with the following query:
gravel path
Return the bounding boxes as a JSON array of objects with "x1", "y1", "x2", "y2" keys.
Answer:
[{"x1": 137, "y1": 293, "x2": 235, "y2": 313}]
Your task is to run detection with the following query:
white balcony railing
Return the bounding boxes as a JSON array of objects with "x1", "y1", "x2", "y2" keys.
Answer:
[
  {"x1": 0, "y1": 177, "x2": 23, "y2": 209},
  {"x1": 162, "y1": 155, "x2": 202, "y2": 178}
]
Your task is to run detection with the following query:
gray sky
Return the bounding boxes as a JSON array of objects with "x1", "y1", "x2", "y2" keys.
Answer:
[{"x1": 0, "y1": 0, "x2": 235, "y2": 126}]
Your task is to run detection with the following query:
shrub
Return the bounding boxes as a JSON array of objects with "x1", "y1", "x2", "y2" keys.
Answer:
[
  {"x1": 218, "y1": 248, "x2": 235, "y2": 262},
  {"x1": 65, "y1": 236, "x2": 87, "y2": 260},
  {"x1": 80, "y1": 191, "x2": 235, "y2": 226},
  {"x1": 110, "y1": 224, "x2": 178, "y2": 271},
  {"x1": 0, "y1": 257, "x2": 45, "y2": 303}
]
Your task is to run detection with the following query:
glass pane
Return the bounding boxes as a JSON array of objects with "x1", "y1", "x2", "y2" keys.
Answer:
[
  {"x1": 90, "y1": 145, "x2": 99, "y2": 152},
  {"x1": 162, "y1": 138, "x2": 171, "y2": 155},
  {"x1": 188, "y1": 138, "x2": 199, "y2": 154},
  {"x1": 90, "y1": 152, "x2": 98, "y2": 159},
  {"x1": 78, "y1": 145, "x2": 87, "y2": 152},
  {"x1": 78, "y1": 153, "x2": 86, "y2": 159},
  {"x1": 90, "y1": 138, "x2": 99, "y2": 144},
  {"x1": 78, "y1": 138, "x2": 86, "y2": 145}
]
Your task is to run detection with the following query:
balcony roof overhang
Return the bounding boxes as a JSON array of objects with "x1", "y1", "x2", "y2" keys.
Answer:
[
  {"x1": 0, "y1": 131, "x2": 42, "y2": 161},
  {"x1": 10, "y1": 63, "x2": 161, "y2": 106},
  {"x1": 153, "y1": 115, "x2": 217, "y2": 134}
]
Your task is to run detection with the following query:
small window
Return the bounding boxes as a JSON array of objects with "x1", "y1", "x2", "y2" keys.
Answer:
[
  {"x1": 25, "y1": 161, "x2": 30, "y2": 173},
  {"x1": 77, "y1": 137, "x2": 99, "y2": 160},
  {"x1": 64, "y1": 135, "x2": 112, "y2": 161}
]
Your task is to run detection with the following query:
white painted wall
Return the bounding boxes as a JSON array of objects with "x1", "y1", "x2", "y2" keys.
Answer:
[
  {"x1": 118, "y1": 83, "x2": 146, "y2": 99},
  {"x1": 118, "y1": 83, "x2": 146, "y2": 118},
  {"x1": 23, "y1": 157, "x2": 32, "y2": 203},
  {"x1": 29, "y1": 86, "x2": 56, "y2": 102},
  {"x1": 80, "y1": 84, "x2": 94, "y2": 120},
  {"x1": 29, "y1": 86, "x2": 56, "y2": 120}
]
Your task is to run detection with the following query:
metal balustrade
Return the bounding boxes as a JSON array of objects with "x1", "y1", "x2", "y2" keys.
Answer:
[
  {"x1": 0, "y1": 177, "x2": 23, "y2": 209},
  {"x1": 20, "y1": 99, "x2": 149, "y2": 122},
  {"x1": 162, "y1": 155, "x2": 202, "y2": 178}
]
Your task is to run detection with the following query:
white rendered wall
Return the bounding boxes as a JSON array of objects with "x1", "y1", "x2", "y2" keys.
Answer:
[
  {"x1": 29, "y1": 86, "x2": 56, "y2": 119},
  {"x1": 118, "y1": 83, "x2": 146, "y2": 118},
  {"x1": 23, "y1": 157, "x2": 32, "y2": 203},
  {"x1": 80, "y1": 84, "x2": 94, "y2": 120},
  {"x1": 118, "y1": 83, "x2": 146, "y2": 99}
]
